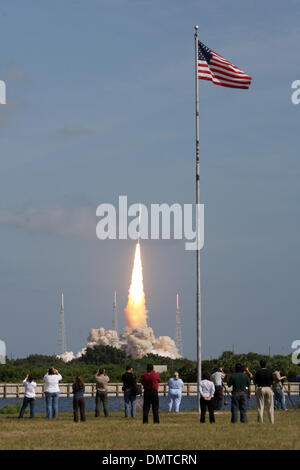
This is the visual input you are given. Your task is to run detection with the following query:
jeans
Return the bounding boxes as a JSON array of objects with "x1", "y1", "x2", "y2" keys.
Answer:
[
  {"x1": 231, "y1": 392, "x2": 248, "y2": 423},
  {"x1": 124, "y1": 389, "x2": 136, "y2": 418},
  {"x1": 168, "y1": 391, "x2": 182, "y2": 412},
  {"x1": 274, "y1": 389, "x2": 287, "y2": 410},
  {"x1": 19, "y1": 397, "x2": 35, "y2": 419},
  {"x1": 143, "y1": 389, "x2": 159, "y2": 423},
  {"x1": 95, "y1": 391, "x2": 108, "y2": 417},
  {"x1": 45, "y1": 392, "x2": 59, "y2": 419}
]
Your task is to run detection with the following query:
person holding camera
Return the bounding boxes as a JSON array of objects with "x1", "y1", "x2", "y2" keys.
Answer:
[
  {"x1": 44, "y1": 367, "x2": 62, "y2": 419},
  {"x1": 94, "y1": 368, "x2": 110, "y2": 417},
  {"x1": 122, "y1": 365, "x2": 138, "y2": 418},
  {"x1": 273, "y1": 366, "x2": 287, "y2": 411},
  {"x1": 210, "y1": 367, "x2": 225, "y2": 410},
  {"x1": 18, "y1": 374, "x2": 37, "y2": 419}
]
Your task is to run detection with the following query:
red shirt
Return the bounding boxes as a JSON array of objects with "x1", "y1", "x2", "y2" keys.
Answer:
[{"x1": 141, "y1": 371, "x2": 161, "y2": 391}]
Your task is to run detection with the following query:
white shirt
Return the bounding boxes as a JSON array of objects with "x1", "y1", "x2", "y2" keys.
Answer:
[
  {"x1": 23, "y1": 379, "x2": 37, "y2": 398},
  {"x1": 199, "y1": 379, "x2": 215, "y2": 398},
  {"x1": 44, "y1": 374, "x2": 62, "y2": 393},
  {"x1": 210, "y1": 371, "x2": 225, "y2": 386}
]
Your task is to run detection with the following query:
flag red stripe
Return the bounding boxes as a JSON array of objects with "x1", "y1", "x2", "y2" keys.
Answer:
[
  {"x1": 198, "y1": 65, "x2": 251, "y2": 82},
  {"x1": 198, "y1": 73, "x2": 251, "y2": 86},
  {"x1": 198, "y1": 75, "x2": 250, "y2": 89},
  {"x1": 208, "y1": 64, "x2": 251, "y2": 79},
  {"x1": 198, "y1": 59, "x2": 250, "y2": 79},
  {"x1": 211, "y1": 51, "x2": 244, "y2": 71},
  {"x1": 210, "y1": 58, "x2": 248, "y2": 75}
]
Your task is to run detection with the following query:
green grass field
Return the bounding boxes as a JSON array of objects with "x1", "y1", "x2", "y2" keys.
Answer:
[{"x1": 0, "y1": 410, "x2": 299, "y2": 450}]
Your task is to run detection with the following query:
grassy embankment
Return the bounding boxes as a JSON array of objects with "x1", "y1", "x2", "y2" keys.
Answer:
[{"x1": 0, "y1": 410, "x2": 299, "y2": 450}]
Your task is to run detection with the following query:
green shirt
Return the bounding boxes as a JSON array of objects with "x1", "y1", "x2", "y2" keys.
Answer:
[{"x1": 228, "y1": 372, "x2": 250, "y2": 393}]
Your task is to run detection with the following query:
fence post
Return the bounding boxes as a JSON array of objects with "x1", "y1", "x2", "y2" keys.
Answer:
[
  {"x1": 116, "y1": 384, "x2": 119, "y2": 397},
  {"x1": 17, "y1": 384, "x2": 20, "y2": 398},
  {"x1": 163, "y1": 384, "x2": 167, "y2": 396},
  {"x1": 187, "y1": 383, "x2": 190, "y2": 397},
  {"x1": 3, "y1": 384, "x2": 6, "y2": 398}
]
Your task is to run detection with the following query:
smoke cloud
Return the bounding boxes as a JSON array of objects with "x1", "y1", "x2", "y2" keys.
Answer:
[{"x1": 58, "y1": 325, "x2": 180, "y2": 362}]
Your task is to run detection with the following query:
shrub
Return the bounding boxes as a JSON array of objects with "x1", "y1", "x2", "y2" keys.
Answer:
[{"x1": 0, "y1": 401, "x2": 22, "y2": 415}]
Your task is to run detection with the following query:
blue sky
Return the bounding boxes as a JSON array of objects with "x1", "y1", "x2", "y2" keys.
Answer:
[{"x1": 0, "y1": 0, "x2": 299, "y2": 360}]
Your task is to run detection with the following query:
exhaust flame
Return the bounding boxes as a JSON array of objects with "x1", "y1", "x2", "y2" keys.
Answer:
[{"x1": 125, "y1": 242, "x2": 148, "y2": 328}]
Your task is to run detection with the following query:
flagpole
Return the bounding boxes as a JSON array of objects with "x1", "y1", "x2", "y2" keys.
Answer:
[{"x1": 194, "y1": 25, "x2": 201, "y2": 413}]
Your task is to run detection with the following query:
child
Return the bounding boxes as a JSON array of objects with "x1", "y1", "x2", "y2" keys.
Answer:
[
  {"x1": 19, "y1": 374, "x2": 37, "y2": 419},
  {"x1": 72, "y1": 376, "x2": 86, "y2": 422}
]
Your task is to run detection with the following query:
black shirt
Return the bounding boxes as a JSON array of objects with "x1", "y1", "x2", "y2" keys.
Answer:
[
  {"x1": 253, "y1": 368, "x2": 274, "y2": 387},
  {"x1": 122, "y1": 372, "x2": 137, "y2": 390}
]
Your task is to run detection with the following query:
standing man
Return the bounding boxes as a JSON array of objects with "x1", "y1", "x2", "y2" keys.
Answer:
[
  {"x1": 210, "y1": 367, "x2": 225, "y2": 410},
  {"x1": 227, "y1": 363, "x2": 251, "y2": 423},
  {"x1": 253, "y1": 359, "x2": 274, "y2": 424},
  {"x1": 122, "y1": 365, "x2": 137, "y2": 418},
  {"x1": 94, "y1": 368, "x2": 109, "y2": 417},
  {"x1": 141, "y1": 364, "x2": 161, "y2": 424},
  {"x1": 273, "y1": 366, "x2": 287, "y2": 411}
]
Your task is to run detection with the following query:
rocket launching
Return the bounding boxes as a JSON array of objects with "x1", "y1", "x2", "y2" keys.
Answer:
[
  {"x1": 124, "y1": 242, "x2": 148, "y2": 329},
  {"x1": 58, "y1": 238, "x2": 181, "y2": 362}
]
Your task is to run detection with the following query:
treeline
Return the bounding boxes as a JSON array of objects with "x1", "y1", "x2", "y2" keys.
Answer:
[{"x1": 0, "y1": 346, "x2": 299, "y2": 383}]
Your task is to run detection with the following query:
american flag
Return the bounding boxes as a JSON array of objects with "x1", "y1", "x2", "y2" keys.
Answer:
[{"x1": 197, "y1": 41, "x2": 252, "y2": 89}]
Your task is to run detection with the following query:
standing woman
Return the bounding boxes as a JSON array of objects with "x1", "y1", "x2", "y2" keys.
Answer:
[
  {"x1": 72, "y1": 376, "x2": 86, "y2": 422},
  {"x1": 167, "y1": 372, "x2": 184, "y2": 413},
  {"x1": 199, "y1": 372, "x2": 215, "y2": 423},
  {"x1": 44, "y1": 367, "x2": 62, "y2": 419},
  {"x1": 18, "y1": 374, "x2": 37, "y2": 419}
]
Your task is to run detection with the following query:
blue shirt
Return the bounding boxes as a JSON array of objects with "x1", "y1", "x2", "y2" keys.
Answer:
[{"x1": 168, "y1": 378, "x2": 184, "y2": 392}]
